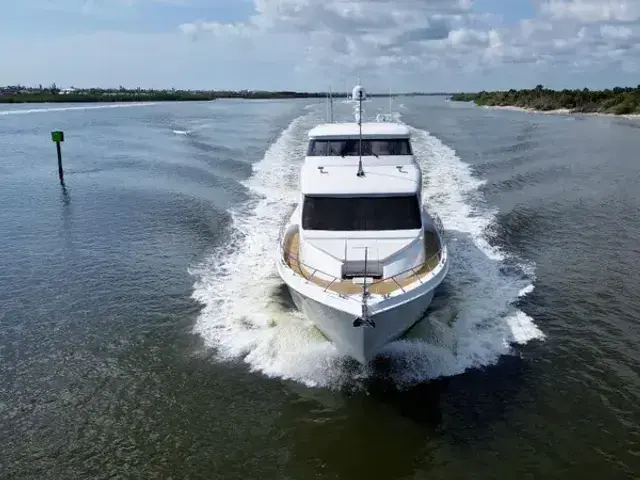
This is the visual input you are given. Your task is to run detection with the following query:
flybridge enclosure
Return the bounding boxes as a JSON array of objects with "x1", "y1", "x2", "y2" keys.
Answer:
[
  {"x1": 302, "y1": 87, "x2": 420, "y2": 195},
  {"x1": 308, "y1": 122, "x2": 411, "y2": 140},
  {"x1": 308, "y1": 138, "x2": 412, "y2": 156},
  {"x1": 302, "y1": 122, "x2": 420, "y2": 195},
  {"x1": 300, "y1": 162, "x2": 421, "y2": 195},
  {"x1": 307, "y1": 123, "x2": 413, "y2": 157}
]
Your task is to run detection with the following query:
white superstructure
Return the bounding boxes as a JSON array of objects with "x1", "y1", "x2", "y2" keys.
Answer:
[{"x1": 276, "y1": 85, "x2": 449, "y2": 363}]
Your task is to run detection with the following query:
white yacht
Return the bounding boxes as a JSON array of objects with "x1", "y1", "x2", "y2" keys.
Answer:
[{"x1": 276, "y1": 85, "x2": 450, "y2": 363}]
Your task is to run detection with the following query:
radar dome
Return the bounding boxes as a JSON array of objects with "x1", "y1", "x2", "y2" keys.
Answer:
[{"x1": 352, "y1": 85, "x2": 366, "y2": 101}]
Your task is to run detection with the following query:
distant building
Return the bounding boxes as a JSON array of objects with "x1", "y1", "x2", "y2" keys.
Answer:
[{"x1": 60, "y1": 87, "x2": 77, "y2": 95}]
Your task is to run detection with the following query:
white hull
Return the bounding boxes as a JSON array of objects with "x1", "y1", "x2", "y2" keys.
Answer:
[
  {"x1": 276, "y1": 222, "x2": 449, "y2": 363},
  {"x1": 287, "y1": 286, "x2": 436, "y2": 363}
]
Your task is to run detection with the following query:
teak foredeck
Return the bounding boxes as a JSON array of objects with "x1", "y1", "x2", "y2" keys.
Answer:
[{"x1": 283, "y1": 231, "x2": 441, "y2": 296}]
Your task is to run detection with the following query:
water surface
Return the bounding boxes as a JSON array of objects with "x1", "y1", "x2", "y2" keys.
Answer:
[{"x1": 1, "y1": 98, "x2": 638, "y2": 478}]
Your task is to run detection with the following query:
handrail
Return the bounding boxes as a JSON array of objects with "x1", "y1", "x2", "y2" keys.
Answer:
[
  {"x1": 279, "y1": 231, "x2": 446, "y2": 299},
  {"x1": 279, "y1": 239, "x2": 352, "y2": 295}
]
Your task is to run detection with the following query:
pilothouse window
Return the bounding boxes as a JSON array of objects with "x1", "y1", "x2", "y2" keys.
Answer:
[
  {"x1": 307, "y1": 138, "x2": 412, "y2": 156},
  {"x1": 302, "y1": 195, "x2": 422, "y2": 231}
]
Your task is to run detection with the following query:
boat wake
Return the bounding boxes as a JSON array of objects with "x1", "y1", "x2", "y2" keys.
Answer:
[
  {"x1": 0, "y1": 102, "x2": 158, "y2": 116},
  {"x1": 190, "y1": 106, "x2": 544, "y2": 389}
]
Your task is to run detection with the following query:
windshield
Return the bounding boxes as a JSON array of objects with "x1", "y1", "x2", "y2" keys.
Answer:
[
  {"x1": 307, "y1": 138, "x2": 412, "y2": 156},
  {"x1": 302, "y1": 195, "x2": 422, "y2": 231}
]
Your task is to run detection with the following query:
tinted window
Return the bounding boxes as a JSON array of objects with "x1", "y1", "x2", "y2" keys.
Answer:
[
  {"x1": 307, "y1": 139, "x2": 412, "y2": 156},
  {"x1": 302, "y1": 195, "x2": 422, "y2": 231}
]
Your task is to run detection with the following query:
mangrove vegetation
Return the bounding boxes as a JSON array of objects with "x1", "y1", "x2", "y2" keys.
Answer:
[
  {"x1": 0, "y1": 84, "x2": 336, "y2": 103},
  {"x1": 450, "y1": 85, "x2": 640, "y2": 115},
  {"x1": 0, "y1": 84, "x2": 451, "y2": 104}
]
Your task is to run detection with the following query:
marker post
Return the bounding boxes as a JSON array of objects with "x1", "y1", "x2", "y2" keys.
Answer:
[{"x1": 51, "y1": 131, "x2": 65, "y2": 183}]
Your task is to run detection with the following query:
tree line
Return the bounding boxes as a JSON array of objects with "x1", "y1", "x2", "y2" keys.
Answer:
[
  {"x1": 0, "y1": 84, "x2": 333, "y2": 103},
  {"x1": 0, "y1": 84, "x2": 446, "y2": 104},
  {"x1": 450, "y1": 85, "x2": 640, "y2": 115}
]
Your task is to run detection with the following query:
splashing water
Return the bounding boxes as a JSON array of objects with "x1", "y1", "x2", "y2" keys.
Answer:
[{"x1": 190, "y1": 107, "x2": 544, "y2": 389}]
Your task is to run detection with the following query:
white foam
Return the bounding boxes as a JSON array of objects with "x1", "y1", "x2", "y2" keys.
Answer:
[
  {"x1": 191, "y1": 111, "x2": 354, "y2": 386},
  {"x1": 191, "y1": 105, "x2": 544, "y2": 389},
  {"x1": 172, "y1": 121, "x2": 217, "y2": 136},
  {"x1": 518, "y1": 284, "x2": 535, "y2": 297},
  {"x1": 374, "y1": 126, "x2": 544, "y2": 386},
  {"x1": 0, "y1": 102, "x2": 158, "y2": 116}
]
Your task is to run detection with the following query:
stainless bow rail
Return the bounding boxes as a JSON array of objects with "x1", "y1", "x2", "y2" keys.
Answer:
[{"x1": 278, "y1": 213, "x2": 447, "y2": 302}]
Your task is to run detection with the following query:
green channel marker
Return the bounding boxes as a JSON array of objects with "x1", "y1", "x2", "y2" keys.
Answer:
[
  {"x1": 51, "y1": 131, "x2": 65, "y2": 183},
  {"x1": 51, "y1": 131, "x2": 64, "y2": 143}
]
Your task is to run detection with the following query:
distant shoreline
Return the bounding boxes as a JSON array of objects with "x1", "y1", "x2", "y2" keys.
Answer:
[
  {"x1": 0, "y1": 90, "x2": 450, "y2": 104},
  {"x1": 0, "y1": 92, "x2": 320, "y2": 104},
  {"x1": 450, "y1": 87, "x2": 640, "y2": 117},
  {"x1": 1, "y1": 97, "x2": 209, "y2": 104}
]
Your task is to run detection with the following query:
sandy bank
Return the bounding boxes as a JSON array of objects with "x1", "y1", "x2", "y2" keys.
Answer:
[{"x1": 482, "y1": 104, "x2": 640, "y2": 119}]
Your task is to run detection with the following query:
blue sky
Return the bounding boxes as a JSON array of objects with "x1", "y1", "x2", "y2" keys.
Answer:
[{"x1": 2, "y1": 0, "x2": 640, "y2": 91}]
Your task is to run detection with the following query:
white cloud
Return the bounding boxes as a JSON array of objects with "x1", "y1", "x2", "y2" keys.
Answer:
[
  {"x1": 178, "y1": 0, "x2": 500, "y2": 87},
  {"x1": 172, "y1": 0, "x2": 640, "y2": 89},
  {"x1": 4, "y1": 0, "x2": 640, "y2": 90},
  {"x1": 600, "y1": 24, "x2": 633, "y2": 39},
  {"x1": 539, "y1": 0, "x2": 640, "y2": 23}
]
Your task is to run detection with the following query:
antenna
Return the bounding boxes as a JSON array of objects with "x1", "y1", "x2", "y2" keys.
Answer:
[
  {"x1": 325, "y1": 89, "x2": 329, "y2": 122},
  {"x1": 356, "y1": 84, "x2": 365, "y2": 177},
  {"x1": 361, "y1": 247, "x2": 371, "y2": 324},
  {"x1": 329, "y1": 85, "x2": 333, "y2": 123},
  {"x1": 352, "y1": 247, "x2": 375, "y2": 328}
]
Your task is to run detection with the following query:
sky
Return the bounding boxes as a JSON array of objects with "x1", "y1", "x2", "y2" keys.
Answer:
[{"x1": 2, "y1": 0, "x2": 640, "y2": 92}]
